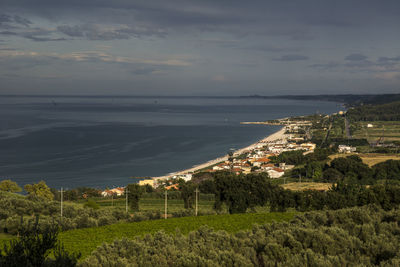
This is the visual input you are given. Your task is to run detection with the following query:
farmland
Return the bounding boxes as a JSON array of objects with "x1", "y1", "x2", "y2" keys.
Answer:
[
  {"x1": 59, "y1": 211, "x2": 295, "y2": 259},
  {"x1": 84, "y1": 193, "x2": 217, "y2": 214},
  {"x1": 329, "y1": 153, "x2": 400, "y2": 167},
  {"x1": 281, "y1": 182, "x2": 332, "y2": 191},
  {"x1": 351, "y1": 121, "x2": 400, "y2": 143}
]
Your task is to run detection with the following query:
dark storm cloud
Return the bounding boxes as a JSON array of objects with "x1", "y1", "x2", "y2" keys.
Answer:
[
  {"x1": 345, "y1": 53, "x2": 368, "y2": 61},
  {"x1": 4, "y1": 1, "x2": 398, "y2": 41},
  {"x1": 273, "y1": 54, "x2": 309, "y2": 61},
  {"x1": 0, "y1": 13, "x2": 32, "y2": 29}
]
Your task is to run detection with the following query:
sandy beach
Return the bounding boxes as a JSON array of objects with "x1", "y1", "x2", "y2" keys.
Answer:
[{"x1": 153, "y1": 126, "x2": 286, "y2": 180}]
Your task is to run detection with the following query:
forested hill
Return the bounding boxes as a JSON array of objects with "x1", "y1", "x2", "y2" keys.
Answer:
[
  {"x1": 241, "y1": 94, "x2": 400, "y2": 106},
  {"x1": 347, "y1": 101, "x2": 400, "y2": 121}
]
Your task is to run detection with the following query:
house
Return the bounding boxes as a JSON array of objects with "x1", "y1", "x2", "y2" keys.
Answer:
[
  {"x1": 172, "y1": 174, "x2": 193, "y2": 181},
  {"x1": 338, "y1": 145, "x2": 356, "y2": 153},
  {"x1": 267, "y1": 168, "x2": 285, "y2": 178},
  {"x1": 367, "y1": 124, "x2": 373, "y2": 128},
  {"x1": 101, "y1": 187, "x2": 125, "y2": 197},
  {"x1": 165, "y1": 184, "x2": 179, "y2": 190}
]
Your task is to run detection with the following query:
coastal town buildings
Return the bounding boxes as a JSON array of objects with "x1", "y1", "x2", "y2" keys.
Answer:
[{"x1": 101, "y1": 187, "x2": 125, "y2": 197}]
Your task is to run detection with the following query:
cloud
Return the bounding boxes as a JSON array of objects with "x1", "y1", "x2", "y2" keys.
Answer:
[
  {"x1": 378, "y1": 56, "x2": 400, "y2": 62},
  {"x1": 308, "y1": 62, "x2": 341, "y2": 70},
  {"x1": 309, "y1": 54, "x2": 400, "y2": 75},
  {"x1": 0, "y1": 50, "x2": 191, "y2": 69},
  {"x1": 0, "y1": 28, "x2": 67, "y2": 42},
  {"x1": 57, "y1": 23, "x2": 166, "y2": 40},
  {"x1": 273, "y1": 54, "x2": 309, "y2": 61},
  {"x1": 0, "y1": 13, "x2": 32, "y2": 29},
  {"x1": 131, "y1": 67, "x2": 158, "y2": 75},
  {"x1": 345, "y1": 53, "x2": 368, "y2": 61},
  {"x1": 212, "y1": 75, "x2": 226, "y2": 82}
]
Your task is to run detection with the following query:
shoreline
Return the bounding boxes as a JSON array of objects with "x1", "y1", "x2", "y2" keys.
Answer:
[{"x1": 153, "y1": 126, "x2": 287, "y2": 180}]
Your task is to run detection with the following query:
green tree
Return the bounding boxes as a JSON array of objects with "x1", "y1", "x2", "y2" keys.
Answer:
[
  {"x1": 0, "y1": 179, "x2": 22, "y2": 193},
  {"x1": 0, "y1": 217, "x2": 80, "y2": 266},
  {"x1": 179, "y1": 181, "x2": 196, "y2": 209},
  {"x1": 126, "y1": 184, "x2": 144, "y2": 211},
  {"x1": 24, "y1": 181, "x2": 54, "y2": 201}
]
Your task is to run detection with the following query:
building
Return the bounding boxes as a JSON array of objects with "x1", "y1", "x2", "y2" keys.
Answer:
[
  {"x1": 139, "y1": 179, "x2": 155, "y2": 187},
  {"x1": 267, "y1": 168, "x2": 285, "y2": 178},
  {"x1": 338, "y1": 145, "x2": 356, "y2": 153},
  {"x1": 101, "y1": 187, "x2": 125, "y2": 197}
]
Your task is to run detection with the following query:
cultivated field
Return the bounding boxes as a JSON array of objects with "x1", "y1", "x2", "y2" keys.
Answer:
[
  {"x1": 59, "y1": 212, "x2": 296, "y2": 259},
  {"x1": 329, "y1": 153, "x2": 400, "y2": 167},
  {"x1": 352, "y1": 121, "x2": 400, "y2": 142},
  {"x1": 281, "y1": 182, "x2": 332, "y2": 191}
]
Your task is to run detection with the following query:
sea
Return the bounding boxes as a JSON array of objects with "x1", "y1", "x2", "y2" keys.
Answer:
[{"x1": 0, "y1": 95, "x2": 342, "y2": 189}]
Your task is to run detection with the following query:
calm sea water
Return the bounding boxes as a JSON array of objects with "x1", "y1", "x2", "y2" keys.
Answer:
[{"x1": 0, "y1": 96, "x2": 341, "y2": 189}]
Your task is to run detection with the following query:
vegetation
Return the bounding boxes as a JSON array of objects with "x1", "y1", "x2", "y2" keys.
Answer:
[
  {"x1": 0, "y1": 191, "x2": 131, "y2": 234},
  {"x1": 126, "y1": 183, "x2": 144, "y2": 211},
  {"x1": 0, "y1": 180, "x2": 22, "y2": 193},
  {"x1": 81, "y1": 205, "x2": 400, "y2": 266},
  {"x1": 351, "y1": 121, "x2": 400, "y2": 143},
  {"x1": 24, "y1": 181, "x2": 54, "y2": 201},
  {"x1": 0, "y1": 217, "x2": 80, "y2": 267},
  {"x1": 59, "y1": 211, "x2": 295, "y2": 259},
  {"x1": 347, "y1": 101, "x2": 400, "y2": 121}
]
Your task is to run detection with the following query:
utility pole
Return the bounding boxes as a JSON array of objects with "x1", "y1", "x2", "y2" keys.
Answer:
[
  {"x1": 111, "y1": 194, "x2": 114, "y2": 207},
  {"x1": 60, "y1": 187, "x2": 63, "y2": 219},
  {"x1": 125, "y1": 187, "x2": 129, "y2": 213},
  {"x1": 164, "y1": 190, "x2": 168, "y2": 219},
  {"x1": 195, "y1": 188, "x2": 199, "y2": 216}
]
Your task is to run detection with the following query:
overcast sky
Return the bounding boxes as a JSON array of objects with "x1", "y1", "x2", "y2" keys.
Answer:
[{"x1": 1, "y1": 0, "x2": 400, "y2": 96}]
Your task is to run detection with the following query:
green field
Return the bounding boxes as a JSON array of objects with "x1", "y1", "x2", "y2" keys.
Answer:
[
  {"x1": 92, "y1": 197, "x2": 216, "y2": 213},
  {"x1": 59, "y1": 211, "x2": 295, "y2": 259},
  {"x1": 352, "y1": 121, "x2": 400, "y2": 142}
]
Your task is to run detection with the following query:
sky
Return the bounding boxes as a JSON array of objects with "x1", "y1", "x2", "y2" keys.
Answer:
[{"x1": 0, "y1": 0, "x2": 400, "y2": 96}]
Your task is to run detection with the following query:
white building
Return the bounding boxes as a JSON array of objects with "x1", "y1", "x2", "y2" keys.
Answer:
[{"x1": 338, "y1": 145, "x2": 356, "y2": 153}]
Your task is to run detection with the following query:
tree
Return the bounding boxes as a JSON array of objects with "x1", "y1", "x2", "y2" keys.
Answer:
[
  {"x1": 24, "y1": 181, "x2": 54, "y2": 201},
  {"x1": 212, "y1": 172, "x2": 271, "y2": 214},
  {"x1": 179, "y1": 181, "x2": 196, "y2": 209},
  {"x1": 126, "y1": 184, "x2": 144, "y2": 211},
  {"x1": 322, "y1": 168, "x2": 343, "y2": 182},
  {"x1": 0, "y1": 217, "x2": 80, "y2": 266},
  {"x1": 0, "y1": 179, "x2": 22, "y2": 193}
]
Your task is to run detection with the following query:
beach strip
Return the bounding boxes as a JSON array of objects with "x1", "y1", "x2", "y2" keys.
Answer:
[{"x1": 153, "y1": 126, "x2": 286, "y2": 180}]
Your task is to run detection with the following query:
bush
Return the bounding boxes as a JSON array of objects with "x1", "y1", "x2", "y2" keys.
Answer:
[{"x1": 81, "y1": 205, "x2": 400, "y2": 266}]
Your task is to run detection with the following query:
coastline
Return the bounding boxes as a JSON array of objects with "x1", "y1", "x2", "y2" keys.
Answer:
[{"x1": 153, "y1": 126, "x2": 286, "y2": 180}]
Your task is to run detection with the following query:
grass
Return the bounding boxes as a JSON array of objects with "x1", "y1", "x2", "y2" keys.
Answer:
[
  {"x1": 282, "y1": 182, "x2": 332, "y2": 191},
  {"x1": 0, "y1": 233, "x2": 12, "y2": 247},
  {"x1": 59, "y1": 211, "x2": 296, "y2": 259}
]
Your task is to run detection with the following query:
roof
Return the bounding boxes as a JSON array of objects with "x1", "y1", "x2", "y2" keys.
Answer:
[
  {"x1": 273, "y1": 167, "x2": 284, "y2": 172},
  {"x1": 255, "y1": 158, "x2": 270, "y2": 163}
]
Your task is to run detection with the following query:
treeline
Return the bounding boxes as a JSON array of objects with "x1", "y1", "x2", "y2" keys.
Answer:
[
  {"x1": 81, "y1": 205, "x2": 400, "y2": 266},
  {"x1": 197, "y1": 171, "x2": 400, "y2": 214},
  {"x1": 271, "y1": 150, "x2": 400, "y2": 184},
  {"x1": 347, "y1": 101, "x2": 400, "y2": 121}
]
